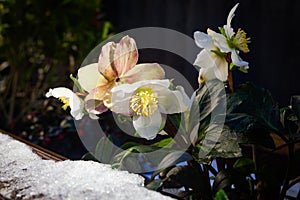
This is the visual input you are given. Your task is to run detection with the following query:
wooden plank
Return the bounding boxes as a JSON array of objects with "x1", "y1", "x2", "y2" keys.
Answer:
[{"x1": 0, "y1": 129, "x2": 67, "y2": 161}]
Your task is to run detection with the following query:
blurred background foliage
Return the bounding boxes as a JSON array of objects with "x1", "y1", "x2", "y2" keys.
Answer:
[{"x1": 0, "y1": 0, "x2": 112, "y2": 158}]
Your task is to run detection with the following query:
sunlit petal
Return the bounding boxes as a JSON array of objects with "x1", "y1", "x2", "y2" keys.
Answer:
[
  {"x1": 120, "y1": 63, "x2": 165, "y2": 84},
  {"x1": 114, "y1": 35, "x2": 138, "y2": 77},
  {"x1": 156, "y1": 87, "x2": 188, "y2": 114},
  {"x1": 98, "y1": 41, "x2": 117, "y2": 80},
  {"x1": 46, "y1": 87, "x2": 84, "y2": 120},
  {"x1": 133, "y1": 110, "x2": 163, "y2": 140},
  {"x1": 78, "y1": 63, "x2": 108, "y2": 92}
]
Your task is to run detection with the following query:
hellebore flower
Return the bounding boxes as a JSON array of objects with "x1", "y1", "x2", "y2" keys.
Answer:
[
  {"x1": 46, "y1": 87, "x2": 84, "y2": 120},
  {"x1": 110, "y1": 80, "x2": 189, "y2": 140},
  {"x1": 193, "y1": 3, "x2": 250, "y2": 84},
  {"x1": 193, "y1": 30, "x2": 228, "y2": 82},
  {"x1": 77, "y1": 35, "x2": 165, "y2": 116},
  {"x1": 209, "y1": 3, "x2": 250, "y2": 68}
]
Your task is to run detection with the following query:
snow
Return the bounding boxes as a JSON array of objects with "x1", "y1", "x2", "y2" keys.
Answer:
[{"x1": 0, "y1": 132, "x2": 173, "y2": 200}]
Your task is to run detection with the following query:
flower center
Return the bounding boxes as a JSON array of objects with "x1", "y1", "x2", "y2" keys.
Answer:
[
  {"x1": 59, "y1": 97, "x2": 70, "y2": 110},
  {"x1": 233, "y1": 28, "x2": 250, "y2": 53},
  {"x1": 130, "y1": 88, "x2": 158, "y2": 117}
]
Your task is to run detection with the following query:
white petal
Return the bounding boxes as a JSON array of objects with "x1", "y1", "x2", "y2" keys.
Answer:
[
  {"x1": 224, "y1": 3, "x2": 239, "y2": 38},
  {"x1": 46, "y1": 87, "x2": 84, "y2": 120},
  {"x1": 194, "y1": 31, "x2": 214, "y2": 50},
  {"x1": 111, "y1": 79, "x2": 170, "y2": 94},
  {"x1": 198, "y1": 67, "x2": 217, "y2": 84},
  {"x1": 194, "y1": 49, "x2": 215, "y2": 69},
  {"x1": 110, "y1": 88, "x2": 132, "y2": 115},
  {"x1": 214, "y1": 57, "x2": 229, "y2": 82},
  {"x1": 156, "y1": 87, "x2": 189, "y2": 114},
  {"x1": 46, "y1": 87, "x2": 74, "y2": 99},
  {"x1": 227, "y1": 3, "x2": 239, "y2": 28},
  {"x1": 78, "y1": 63, "x2": 106, "y2": 92},
  {"x1": 231, "y1": 50, "x2": 249, "y2": 67},
  {"x1": 208, "y1": 29, "x2": 230, "y2": 52},
  {"x1": 133, "y1": 110, "x2": 163, "y2": 140}
]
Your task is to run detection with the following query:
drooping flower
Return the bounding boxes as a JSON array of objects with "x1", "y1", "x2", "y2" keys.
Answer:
[
  {"x1": 77, "y1": 35, "x2": 165, "y2": 116},
  {"x1": 193, "y1": 3, "x2": 250, "y2": 84},
  {"x1": 194, "y1": 30, "x2": 228, "y2": 82},
  {"x1": 110, "y1": 79, "x2": 189, "y2": 140},
  {"x1": 46, "y1": 87, "x2": 85, "y2": 120},
  {"x1": 209, "y1": 3, "x2": 250, "y2": 68}
]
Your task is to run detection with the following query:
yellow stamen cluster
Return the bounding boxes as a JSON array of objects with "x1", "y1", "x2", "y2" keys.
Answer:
[
  {"x1": 234, "y1": 28, "x2": 250, "y2": 53},
  {"x1": 130, "y1": 88, "x2": 158, "y2": 117},
  {"x1": 59, "y1": 97, "x2": 70, "y2": 110}
]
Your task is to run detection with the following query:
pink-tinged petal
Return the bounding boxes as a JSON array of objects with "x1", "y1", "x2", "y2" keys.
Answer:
[
  {"x1": 85, "y1": 98, "x2": 108, "y2": 115},
  {"x1": 120, "y1": 63, "x2": 165, "y2": 84},
  {"x1": 113, "y1": 35, "x2": 138, "y2": 77},
  {"x1": 98, "y1": 41, "x2": 117, "y2": 80},
  {"x1": 78, "y1": 63, "x2": 108, "y2": 92},
  {"x1": 85, "y1": 84, "x2": 112, "y2": 102}
]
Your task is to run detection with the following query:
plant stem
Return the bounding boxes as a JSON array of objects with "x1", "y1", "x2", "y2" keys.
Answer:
[
  {"x1": 280, "y1": 140, "x2": 295, "y2": 200},
  {"x1": 227, "y1": 69, "x2": 234, "y2": 93}
]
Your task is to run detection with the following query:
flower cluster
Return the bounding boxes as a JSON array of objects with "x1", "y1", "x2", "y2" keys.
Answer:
[
  {"x1": 46, "y1": 36, "x2": 189, "y2": 140},
  {"x1": 46, "y1": 3, "x2": 249, "y2": 140}
]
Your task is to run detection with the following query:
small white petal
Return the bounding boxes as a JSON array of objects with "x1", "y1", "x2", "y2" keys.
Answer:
[
  {"x1": 194, "y1": 31, "x2": 214, "y2": 50},
  {"x1": 46, "y1": 87, "x2": 84, "y2": 120},
  {"x1": 227, "y1": 3, "x2": 239, "y2": 28},
  {"x1": 133, "y1": 110, "x2": 163, "y2": 140},
  {"x1": 231, "y1": 51, "x2": 249, "y2": 67}
]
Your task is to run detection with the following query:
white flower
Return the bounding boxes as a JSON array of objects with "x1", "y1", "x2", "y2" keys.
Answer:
[
  {"x1": 193, "y1": 3, "x2": 250, "y2": 83},
  {"x1": 209, "y1": 3, "x2": 250, "y2": 68},
  {"x1": 110, "y1": 80, "x2": 189, "y2": 140},
  {"x1": 46, "y1": 87, "x2": 85, "y2": 120},
  {"x1": 194, "y1": 30, "x2": 228, "y2": 82}
]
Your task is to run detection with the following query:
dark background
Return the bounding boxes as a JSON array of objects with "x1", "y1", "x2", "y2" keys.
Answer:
[{"x1": 103, "y1": 0, "x2": 300, "y2": 106}]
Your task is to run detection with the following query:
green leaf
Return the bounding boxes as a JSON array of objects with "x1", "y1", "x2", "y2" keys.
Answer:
[
  {"x1": 156, "y1": 151, "x2": 192, "y2": 171},
  {"x1": 164, "y1": 165, "x2": 205, "y2": 191},
  {"x1": 211, "y1": 50, "x2": 227, "y2": 58},
  {"x1": 146, "y1": 179, "x2": 163, "y2": 191},
  {"x1": 214, "y1": 189, "x2": 229, "y2": 200},
  {"x1": 81, "y1": 152, "x2": 99, "y2": 162},
  {"x1": 233, "y1": 158, "x2": 255, "y2": 175},
  {"x1": 94, "y1": 135, "x2": 115, "y2": 164},
  {"x1": 218, "y1": 27, "x2": 226, "y2": 37}
]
